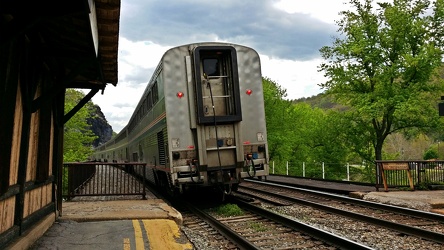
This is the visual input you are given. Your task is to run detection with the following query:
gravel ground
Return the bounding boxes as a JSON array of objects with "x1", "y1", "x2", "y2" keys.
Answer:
[
  {"x1": 182, "y1": 202, "x2": 444, "y2": 250},
  {"x1": 265, "y1": 204, "x2": 443, "y2": 250}
]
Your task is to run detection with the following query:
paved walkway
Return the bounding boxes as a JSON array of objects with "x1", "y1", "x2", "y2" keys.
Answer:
[
  {"x1": 29, "y1": 219, "x2": 192, "y2": 250},
  {"x1": 22, "y1": 199, "x2": 190, "y2": 250}
]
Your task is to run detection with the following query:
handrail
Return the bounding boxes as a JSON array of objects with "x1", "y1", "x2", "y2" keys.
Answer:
[{"x1": 62, "y1": 162, "x2": 148, "y2": 200}]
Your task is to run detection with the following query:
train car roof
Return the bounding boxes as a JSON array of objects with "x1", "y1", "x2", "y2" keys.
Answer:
[{"x1": 164, "y1": 41, "x2": 257, "y2": 54}]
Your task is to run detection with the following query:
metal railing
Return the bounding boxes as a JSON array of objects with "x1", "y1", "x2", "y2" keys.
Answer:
[
  {"x1": 62, "y1": 162, "x2": 147, "y2": 200},
  {"x1": 376, "y1": 160, "x2": 444, "y2": 190},
  {"x1": 270, "y1": 160, "x2": 444, "y2": 190}
]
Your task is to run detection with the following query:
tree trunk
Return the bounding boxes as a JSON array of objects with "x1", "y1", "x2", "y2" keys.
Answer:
[{"x1": 375, "y1": 140, "x2": 383, "y2": 161}]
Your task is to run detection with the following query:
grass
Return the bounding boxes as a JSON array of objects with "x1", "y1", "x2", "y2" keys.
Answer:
[
  {"x1": 249, "y1": 221, "x2": 268, "y2": 232},
  {"x1": 212, "y1": 203, "x2": 244, "y2": 217}
]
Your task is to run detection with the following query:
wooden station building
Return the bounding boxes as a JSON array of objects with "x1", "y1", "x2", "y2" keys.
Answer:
[{"x1": 1, "y1": 1, "x2": 121, "y2": 248}]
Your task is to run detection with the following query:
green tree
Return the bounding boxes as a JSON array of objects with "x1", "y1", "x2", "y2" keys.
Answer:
[
  {"x1": 263, "y1": 77, "x2": 351, "y2": 174},
  {"x1": 263, "y1": 77, "x2": 293, "y2": 162},
  {"x1": 311, "y1": 110, "x2": 351, "y2": 163},
  {"x1": 423, "y1": 148, "x2": 438, "y2": 160},
  {"x1": 64, "y1": 89, "x2": 97, "y2": 162},
  {"x1": 319, "y1": 0, "x2": 444, "y2": 161}
]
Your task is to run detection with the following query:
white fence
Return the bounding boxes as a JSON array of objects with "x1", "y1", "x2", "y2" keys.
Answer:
[{"x1": 270, "y1": 161, "x2": 371, "y2": 182}]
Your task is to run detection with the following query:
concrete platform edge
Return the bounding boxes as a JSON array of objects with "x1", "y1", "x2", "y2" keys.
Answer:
[
  {"x1": 60, "y1": 200, "x2": 183, "y2": 225},
  {"x1": 352, "y1": 190, "x2": 444, "y2": 215}
]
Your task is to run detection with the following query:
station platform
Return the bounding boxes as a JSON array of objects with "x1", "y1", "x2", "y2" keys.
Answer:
[
  {"x1": 61, "y1": 199, "x2": 182, "y2": 222},
  {"x1": 8, "y1": 199, "x2": 192, "y2": 250},
  {"x1": 4, "y1": 163, "x2": 194, "y2": 250},
  {"x1": 361, "y1": 190, "x2": 444, "y2": 215}
]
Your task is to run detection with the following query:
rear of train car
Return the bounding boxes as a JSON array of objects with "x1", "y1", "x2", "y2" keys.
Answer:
[{"x1": 93, "y1": 42, "x2": 269, "y2": 194}]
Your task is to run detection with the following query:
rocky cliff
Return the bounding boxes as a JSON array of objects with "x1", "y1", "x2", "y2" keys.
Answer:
[{"x1": 87, "y1": 105, "x2": 113, "y2": 147}]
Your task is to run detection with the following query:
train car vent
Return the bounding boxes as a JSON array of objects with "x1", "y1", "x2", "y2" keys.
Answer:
[{"x1": 157, "y1": 131, "x2": 166, "y2": 165}]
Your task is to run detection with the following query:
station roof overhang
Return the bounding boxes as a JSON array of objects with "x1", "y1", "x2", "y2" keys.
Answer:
[
  {"x1": 2, "y1": 0, "x2": 121, "y2": 121},
  {"x1": 2, "y1": 0, "x2": 120, "y2": 89}
]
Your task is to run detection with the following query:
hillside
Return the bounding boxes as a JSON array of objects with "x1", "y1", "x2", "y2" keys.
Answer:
[
  {"x1": 87, "y1": 105, "x2": 113, "y2": 147},
  {"x1": 292, "y1": 93, "x2": 348, "y2": 111}
]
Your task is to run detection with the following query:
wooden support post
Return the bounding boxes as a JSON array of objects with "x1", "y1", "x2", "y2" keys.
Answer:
[{"x1": 381, "y1": 162, "x2": 414, "y2": 191}]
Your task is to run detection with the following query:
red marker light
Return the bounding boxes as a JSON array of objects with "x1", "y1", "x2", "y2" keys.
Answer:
[
  {"x1": 177, "y1": 92, "x2": 184, "y2": 98},
  {"x1": 246, "y1": 89, "x2": 253, "y2": 95}
]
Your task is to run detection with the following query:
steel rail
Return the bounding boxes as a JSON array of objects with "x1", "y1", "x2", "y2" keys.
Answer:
[
  {"x1": 248, "y1": 178, "x2": 444, "y2": 223},
  {"x1": 154, "y1": 185, "x2": 259, "y2": 250},
  {"x1": 240, "y1": 180, "x2": 444, "y2": 244},
  {"x1": 181, "y1": 200, "x2": 260, "y2": 250},
  {"x1": 228, "y1": 197, "x2": 373, "y2": 250}
]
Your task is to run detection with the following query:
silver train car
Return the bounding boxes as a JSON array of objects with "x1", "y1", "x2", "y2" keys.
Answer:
[{"x1": 92, "y1": 42, "x2": 269, "y2": 194}]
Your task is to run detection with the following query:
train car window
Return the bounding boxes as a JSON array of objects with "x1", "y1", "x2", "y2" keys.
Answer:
[
  {"x1": 147, "y1": 91, "x2": 152, "y2": 111},
  {"x1": 142, "y1": 98, "x2": 147, "y2": 115},
  {"x1": 203, "y1": 59, "x2": 219, "y2": 76},
  {"x1": 194, "y1": 46, "x2": 242, "y2": 124},
  {"x1": 152, "y1": 81, "x2": 159, "y2": 104},
  {"x1": 115, "y1": 130, "x2": 127, "y2": 143},
  {"x1": 128, "y1": 119, "x2": 136, "y2": 133}
]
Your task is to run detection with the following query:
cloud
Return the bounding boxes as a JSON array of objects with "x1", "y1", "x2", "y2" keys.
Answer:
[
  {"x1": 90, "y1": 39, "x2": 173, "y2": 133},
  {"x1": 120, "y1": 0, "x2": 336, "y2": 61},
  {"x1": 260, "y1": 55, "x2": 325, "y2": 99},
  {"x1": 117, "y1": 38, "x2": 170, "y2": 86},
  {"x1": 91, "y1": 0, "x2": 348, "y2": 132},
  {"x1": 273, "y1": 0, "x2": 346, "y2": 24}
]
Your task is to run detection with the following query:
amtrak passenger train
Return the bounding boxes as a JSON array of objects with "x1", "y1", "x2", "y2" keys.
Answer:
[{"x1": 92, "y1": 42, "x2": 269, "y2": 195}]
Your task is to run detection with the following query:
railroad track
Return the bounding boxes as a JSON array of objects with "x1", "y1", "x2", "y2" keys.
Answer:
[
  {"x1": 174, "y1": 195, "x2": 371, "y2": 250},
  {"x1": 180, "y1": 208, "x2": 240, "y2": 250},
  {"x1": 148, "y1": 178, "x2": 369, "y2": 249},
  {"x1": 235, "y1": 179, "x2": 444, "y2": 249}
]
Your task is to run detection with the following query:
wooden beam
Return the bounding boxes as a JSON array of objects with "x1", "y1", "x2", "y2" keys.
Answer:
[
  {"x1": 0, "y1": 39, "x2": 19, "y2": 196},
  {"x1": 36, "y1": 89, "x2": 52, "y2": 182},
  {"x1": 31, "y1": 57, "x2": 101, "y2": 113},
  {"x1": 63, "y1": 88, "x2": 100, "y2": 124},
  {"x1": 15, "y1": 36, "x2": 39, "y2": 234}
]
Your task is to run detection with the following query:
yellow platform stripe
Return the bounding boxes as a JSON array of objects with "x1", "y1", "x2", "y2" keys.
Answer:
[
  {"x1": 142, "y1": 219, "x2": 192, "y2": 250},
  {"x1": 132, "y1": 220, "x2": 145, "y2": 250},
  {"x1": 123, "y1": 238, "x2": 131, "y2": 250}
]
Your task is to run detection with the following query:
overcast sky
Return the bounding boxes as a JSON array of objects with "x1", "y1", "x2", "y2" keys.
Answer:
[{"x1": 89, "y1": 0, "x2": 349, "y2": 133}]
